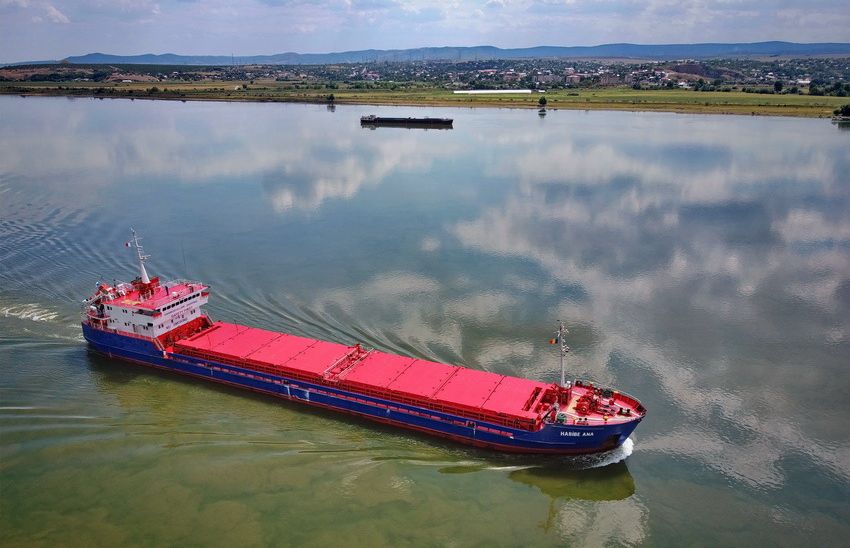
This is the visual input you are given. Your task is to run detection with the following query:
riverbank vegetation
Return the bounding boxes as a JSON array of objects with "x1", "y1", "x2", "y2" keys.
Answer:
[{"x1": 2, "y1": 80, "x2": 846, "y2": 117}]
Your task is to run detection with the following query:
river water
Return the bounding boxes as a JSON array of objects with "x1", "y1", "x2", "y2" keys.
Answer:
[{"x1": 1, "y1": 96, "x2": 848, "y2": 546}]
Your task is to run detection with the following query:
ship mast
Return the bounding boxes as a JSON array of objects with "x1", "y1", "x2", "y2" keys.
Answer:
[
  {"x1": 129, "y1": 228, "x2": 150, "y2": 284},
  {"x1": 554, "y1": 321, "x2": 570, "y2": 387}
]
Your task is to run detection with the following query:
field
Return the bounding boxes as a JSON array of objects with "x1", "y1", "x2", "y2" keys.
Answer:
[{"x1": 2, "y1": 80, "x2": 847, "y2": 117}]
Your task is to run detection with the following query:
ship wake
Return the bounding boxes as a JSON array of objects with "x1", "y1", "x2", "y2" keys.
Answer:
[{"x1": 583, "y1": 437, "x2": 635, "y2": 469}]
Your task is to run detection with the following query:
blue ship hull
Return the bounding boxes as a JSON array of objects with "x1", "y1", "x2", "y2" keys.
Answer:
[{"x1": 82, "y1": 324, "x2": 640, "y2": 454}]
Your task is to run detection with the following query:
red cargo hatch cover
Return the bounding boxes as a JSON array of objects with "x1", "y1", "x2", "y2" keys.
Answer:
[
  {"x1": 247, "y1": 333, "x2": 317, "y2": 367},
  {"x1": 178, "y1": 321, "x2": 245, "y2": 350},
  {"x1": 338, "y1": 351, "x2": 416, "y2": 388},
  {"x1": 481, "y1": 376, "x2": 549, "y2": 418},
  {"x1": 218, "y1": 327, "x2": 281, "y2": 359},
  {"x1": 284, "y1": 341, "x2": 351, "y2": 377},
  {"x1": 433, "y1": 368, "x2": 503, "y2": 409},
  {"x1": 387, "y1": 360, "x2": 457, "y2": 399}
]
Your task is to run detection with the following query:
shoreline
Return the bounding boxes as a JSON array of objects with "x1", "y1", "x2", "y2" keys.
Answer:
[{"x1": 2, "y1": 86, "x2": 845, "y2": 118}]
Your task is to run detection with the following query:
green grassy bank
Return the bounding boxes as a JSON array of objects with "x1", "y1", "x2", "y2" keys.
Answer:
[{"x1": 2, "y1": 81, "x2": 846, "y2": 118}]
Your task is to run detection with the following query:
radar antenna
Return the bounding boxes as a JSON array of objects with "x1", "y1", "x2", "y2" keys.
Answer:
[{"x1": 129, "y1": 228, "x2": 150, "y2": 284}]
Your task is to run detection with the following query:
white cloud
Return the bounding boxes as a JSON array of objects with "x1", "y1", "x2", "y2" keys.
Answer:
[{"x1": 44, "y1": 4, "x2": 69, "y2": 23}]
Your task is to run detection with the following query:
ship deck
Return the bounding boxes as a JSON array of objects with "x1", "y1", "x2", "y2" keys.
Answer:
[
  {"x1": 172, "y1": 321, "x2": 552, "y2": 428},
  {"x1": 169, "y1": 321, "x2": 643, "y2": 429}
]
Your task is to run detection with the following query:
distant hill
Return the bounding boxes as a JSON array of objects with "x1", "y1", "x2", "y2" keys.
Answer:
[{"x1": 19, "y1": 42, "x2": 850, "y2": 66}]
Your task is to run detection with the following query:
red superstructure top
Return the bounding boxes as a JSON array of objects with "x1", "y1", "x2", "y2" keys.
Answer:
[{"x1": 99, "y1": 278, "x2": 209, "y2": 312}]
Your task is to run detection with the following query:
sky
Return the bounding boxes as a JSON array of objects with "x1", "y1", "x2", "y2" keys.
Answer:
[{"x1": 2, "y1": 0, "x2": 850, "y2": 64}]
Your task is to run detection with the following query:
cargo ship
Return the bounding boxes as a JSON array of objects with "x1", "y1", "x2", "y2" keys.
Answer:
[
  {"x1": 360, "y1": 115, "x2": 453, "y2": 128},
  {"x1": 81, "y1": 231, "x2": 645, "y2": 454}
]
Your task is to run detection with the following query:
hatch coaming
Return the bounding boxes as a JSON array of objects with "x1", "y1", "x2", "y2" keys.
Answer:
[
  {"x1": 170, "y1": 321, "x2": 568, "y2": 430},
  {"x1": 168, "y1": 335, "x2": 643, "y2": 441}
]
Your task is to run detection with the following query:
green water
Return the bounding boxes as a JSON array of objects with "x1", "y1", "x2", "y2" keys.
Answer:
[{"x1": 1, "y1": 96, "x2": 848, "y2": 546}]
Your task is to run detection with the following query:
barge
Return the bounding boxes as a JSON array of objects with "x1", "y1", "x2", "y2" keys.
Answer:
[
  {"x1": 360, "y1": 115, "x2": 453, "y2": 128},
  {"x1": 81, "y1": 231, "x2": 645, "y2": 454}
]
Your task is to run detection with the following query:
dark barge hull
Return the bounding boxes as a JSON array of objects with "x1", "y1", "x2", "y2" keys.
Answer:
[{"x1": 360, "y1": 116, "x2": 453, "y2": 128}]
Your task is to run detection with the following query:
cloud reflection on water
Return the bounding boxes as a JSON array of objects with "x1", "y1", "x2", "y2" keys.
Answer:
[
  {"x1": 0, "y1": 98, "x2": 459, "y2": 216},
  {"x1": 452, "y1": 114, "x2": 850, "y2": 487},
  {"x1": 3, "y1": 98, "x2": 850, "y2": 543},
  {"x1": 261, "y1": 135, "x2": 452, "y2": 212}
]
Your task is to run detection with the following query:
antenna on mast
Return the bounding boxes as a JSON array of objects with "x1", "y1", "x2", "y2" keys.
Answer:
[
  {"x1": 129, "y1": 228, "x2": 150, "y2": 284},
  {"x1": 552, "y1": 321, "x2": 570, "y2": 387}
]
